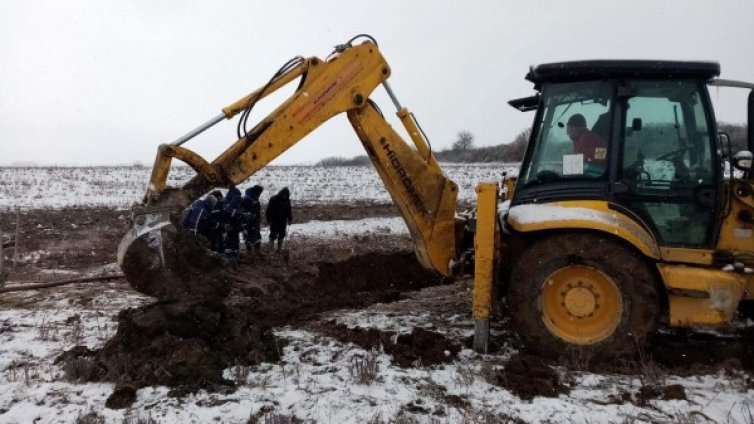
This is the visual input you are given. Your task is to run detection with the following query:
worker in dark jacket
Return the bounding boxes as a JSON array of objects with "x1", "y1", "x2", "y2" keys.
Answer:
[
  {"x1": 241, "y1": 185, "x2": 264, "y2": 255},
  {"x1": 182, "y1": 194, "x2": 221, "y2": 244},
  {"x1": 223, "y1": 187, "x2": 243, "y2": 261},
  {"x1": 208, "y1": 190, "x2": 225, "y2": 253},
  {"x1": 265, "y1": 187, "x2": 292, "y2": 251}
]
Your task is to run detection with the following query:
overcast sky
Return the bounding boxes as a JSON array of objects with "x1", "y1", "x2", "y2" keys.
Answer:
[{"x1": 2, "y1": 0, "x2": 753, "y2": 166}]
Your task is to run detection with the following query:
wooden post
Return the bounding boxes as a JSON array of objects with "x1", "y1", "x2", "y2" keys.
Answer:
[
  {"x1": 0, "y1": 228, "x2": 5, "y2": 286},
  {"x1": 12, "y1": 207, "x2": 19, "y2": 278}
]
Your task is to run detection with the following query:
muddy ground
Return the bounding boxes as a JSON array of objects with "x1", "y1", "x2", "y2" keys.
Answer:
[
  {"x1": 0, "y1": 202, "x2": 401, "y2": 277},
  {"x1": 2, "y1": 204, "x2": 754, "y2": 412}
]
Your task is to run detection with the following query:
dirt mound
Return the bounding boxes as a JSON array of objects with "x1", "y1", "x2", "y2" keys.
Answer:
[
  {"x1": 233, "y1": 250, "x2": 442, "y2": 327},
  {"x1": 311, "y1": 322, "x2": 461, "y2": 367},
  {"x1": 651, "y1": 329, "x2": 754, "y2": 374},
  {"x1": 62, "y1": 238, "x2": 444, "y2": 408},
  {"x1": 59, "y1": 301, "x2": 280, "y2": 408},
  {"x1": 487, "y1": 353, "x2": 569, "y2": 401},
  {"x1": 636, "y1": 384, "x2": 686, "y2": 406}
]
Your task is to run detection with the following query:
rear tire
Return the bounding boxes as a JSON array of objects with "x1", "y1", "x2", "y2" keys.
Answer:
[{"x1": 508, "y1": 232, "x2": 660, "y2": 359}]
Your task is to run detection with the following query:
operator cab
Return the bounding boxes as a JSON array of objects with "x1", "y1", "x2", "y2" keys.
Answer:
[{"x1": 512, "y1": 60, "x2": 722, "y2": 248}]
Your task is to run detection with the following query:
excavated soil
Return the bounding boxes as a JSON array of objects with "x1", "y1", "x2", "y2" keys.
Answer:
[
  {"x1": 485, "y1": 353, "x2": 570, "y2": 401},
  {"x1": 309, "y1": 321, "x2": 462, "y2": 367},
  {"x1": 231, "y1": 247, "x2": 443, "y2": 327},
  {"x1": 0, "y1": 202, "x2": 398, "y2": 281},
  {"x1": 56, "y1": 299, "x2": 280, "y2": 406},
  {"x1": 10, "y1": 204, "x2": 754, "y2": 410},
  {"x1": 635, "y1": 384, "x2": 686, "y2": 406},
  {"x1": 651, "y1": 329, "x2": 754, "y2": 374},
  {"x1": 58, "y1": 218, "x2": 441, "y2": 407}
]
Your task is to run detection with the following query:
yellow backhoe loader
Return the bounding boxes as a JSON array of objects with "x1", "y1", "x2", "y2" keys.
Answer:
[{"x1": 119, "y1": 35, "x2": 754, "y2": 358}]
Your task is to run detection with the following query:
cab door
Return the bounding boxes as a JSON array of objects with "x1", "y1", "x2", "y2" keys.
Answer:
[{"x1": 615, "y1": 80, "x2": 719, "y2": 248}]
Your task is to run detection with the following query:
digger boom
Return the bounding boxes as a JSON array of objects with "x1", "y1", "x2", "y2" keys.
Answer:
[{"x1": 118, "y1": 39, "x2": 475, "y2": 297}]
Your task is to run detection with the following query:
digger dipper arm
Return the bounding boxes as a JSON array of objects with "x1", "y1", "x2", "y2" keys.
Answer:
[{"x1": 131, "y1": 41, "x2": 460, "y2": 277}]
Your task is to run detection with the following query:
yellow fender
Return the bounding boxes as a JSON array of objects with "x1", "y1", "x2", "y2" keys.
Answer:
[{"x1": 506, "y1": 200, "x2": 660, "y2": 259}]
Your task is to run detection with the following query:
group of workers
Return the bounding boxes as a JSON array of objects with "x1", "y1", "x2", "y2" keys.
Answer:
[{"x1": 182, "y1": 185, "x2": 293, "y2": 260}]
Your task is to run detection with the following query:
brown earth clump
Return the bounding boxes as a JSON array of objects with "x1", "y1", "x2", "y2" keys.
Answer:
[
  {"x1": 235, "y1": 249, "x2": 442, "y2": 327},
  {"x1": 60, "y1": 231, "x2": 444, "y2": 408},
  {"x1": 58, "y1": 300, "x2": 280, "y2": 406},
  {"x1": 487, "y1": 353, "x2": 569, "y2": 401},
  {"x1": 636, "y1": 384, "x2": 686, "y2": 406},
  {"x1": 120, "y1": 224, "x2": 230, "y2": 301},
  {"x1": 650, "y1": 328, "x2": 754, "y2": 374},
  {"x1": 105, "y1": 382, "x2": 137, "y2": 409},
  {"x1": 310, "y1": 322, "x2": 461, "y2": 367}
]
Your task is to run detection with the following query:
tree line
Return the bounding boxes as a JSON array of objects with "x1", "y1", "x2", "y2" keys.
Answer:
[
  {"x1": 316, "y1": 123, "x2": 748, "y2": 166},
  {"x1": 315, "y1": 128, "x2": 531, "y2": 166}
]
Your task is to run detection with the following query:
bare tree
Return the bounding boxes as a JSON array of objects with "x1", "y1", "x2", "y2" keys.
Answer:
[{"x1": 452, "y1": 130, "x2": 475, "y2": 151}]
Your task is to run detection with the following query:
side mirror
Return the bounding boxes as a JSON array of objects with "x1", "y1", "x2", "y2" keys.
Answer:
[
  {"x1": 632, "y1": 118, "x2": 643, "y2": 131},
  {"x1": 732, "y1": 151, "x2": 753, "y2": 171}
]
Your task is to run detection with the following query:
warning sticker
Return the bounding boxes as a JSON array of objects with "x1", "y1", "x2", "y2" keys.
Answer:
[{"x1": 563, "y1": 154, "x2": 584, "y2": 175}]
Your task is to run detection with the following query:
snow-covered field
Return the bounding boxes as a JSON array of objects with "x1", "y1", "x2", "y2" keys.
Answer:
[
  {"x1": 2, "y1": 165, "x2": 753, "y2": 423},
  {"x1": 0, "y1": 220, "x2": 753, "y2": 424},
  {"x1": 0, "y1": 164, "x2": 517, "y2": 209},
  {"x1": 4, "y1": 289, "x2": 752, "y2": 424}
]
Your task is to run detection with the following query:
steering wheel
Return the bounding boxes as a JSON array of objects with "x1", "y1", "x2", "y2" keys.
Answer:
[
  {"x1": 535, "y1": 170, "x2": 561, "y2": 184},
  {"x1": 692, "y1": 185, "x2": 715, "y2": 208},
  {"x1": 625, "y1": 160, "x2": 651, "y2": 183},
  {"x1": 656, "y1": 147, "x2": 688, "y2": 162}
]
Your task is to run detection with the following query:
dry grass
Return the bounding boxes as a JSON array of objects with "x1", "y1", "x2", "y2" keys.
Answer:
[
  {"x1": 634, "y1": 347, "x2": 666, "y2": 388},
  {"x1": 247, "y1": 411, "x2": 302, "y2": 424},
  {"x1": 230, "y1": 362, "x2": 252, "y2": 385},
  {"x1": 5, "y1": 360, "x2": 35, "y2": 385},
  {"x1": 63, "y1": 357, "x2": 99, "y2": 382},
  {"x1": 349, "y1": 352, "x2": 380, "y2": 385},
  {"x1": 101, "y1": 353, "x2": 133, "y2": 381},
  {"x1": 121, "y1": 414, "x2": 159, "y2": 424},
  {"x1": 66, "y1": 314, "x2": 85, "y2": 346},
  {"x1": 36, "y1": 315, "x2": 59, "y2": 341},
  {"x1": 75, "y1": 410, "x2": 105, "y2": 424},
  {"x1": 452, "y1": 362, "x2": 477, "y2": 391}
]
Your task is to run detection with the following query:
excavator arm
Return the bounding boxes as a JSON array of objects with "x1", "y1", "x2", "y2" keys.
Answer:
[{"x1": 118, "y1": 38, "x2": 463, "y2": 297}]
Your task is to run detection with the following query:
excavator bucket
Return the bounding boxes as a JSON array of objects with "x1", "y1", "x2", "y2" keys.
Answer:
[
  {"x1": 116, "y1": 210, "x2": 177, "y2": 298},
  {"x1": 118, "y1": 207, "x2": 229, "y2": 300}
]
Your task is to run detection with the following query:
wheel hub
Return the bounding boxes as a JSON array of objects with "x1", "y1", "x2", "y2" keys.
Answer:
[
  {"x1": 563, "y1": 286, "x2": 596, "y2": 318},
  {"x1": 540, "y1": 265, "x2": 622, "y2": 345}
]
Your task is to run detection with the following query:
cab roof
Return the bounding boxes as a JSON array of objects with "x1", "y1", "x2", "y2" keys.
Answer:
[{"x1": 526, "y1": 60, "x2": 720, "y2": 86}]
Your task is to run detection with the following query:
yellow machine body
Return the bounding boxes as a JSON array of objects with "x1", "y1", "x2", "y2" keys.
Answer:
[
  {"x1": 504, "y1": 195, "x2": 754, "y2": 329},
  {"x1": 123, "y1": 38, "x2": 754, "y2": 356}
]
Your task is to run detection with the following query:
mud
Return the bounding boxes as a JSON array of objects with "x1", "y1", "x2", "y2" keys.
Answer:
[
  {"x1": 230, "y1": 248, "x2": 441, "y2": 327},
  {"x1": 1, "y1": 203, "x2": 399, "y2": 282},
  {"x1": 120, "y1": 225, "x2": 230, "y2": 301},
  {"x1": 635, "y1": 384, "x2": 686, "y2": 406},
  {"x1": 59, "y1": 300, "x2": 280, "y2": 405},
  {"x1": 16, "y1": 203, "x2": 754, "y2": 413},
  {"x1": 105, "y1": 382, "x2": 137, "y2": 409},
  {"x1": 310, "y1": 321, "x2": 462, "y2": 367},
  {"x1": 486, "y1": 353, "x2": 570, "y2": 401},
  {"x1": 558, "y1": 326, "x2": 754, "y2": 377},
  {"x1": 0, "y1": 207, "x2": 125, "y2": 276},
  {"x1": 59, "y1": 229, "x2": 442, "y2": 407},
  {"x1": 650, "y1": 328, "x2": 754, "y2": 374}
]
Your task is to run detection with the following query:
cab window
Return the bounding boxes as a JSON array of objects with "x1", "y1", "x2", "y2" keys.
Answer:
[
  {"x1": 619, "y1": 80, "x2": 715, "y2": 247},
  {"x1": 522, "y1": 81, "x2": 612, "y2": 186}
]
